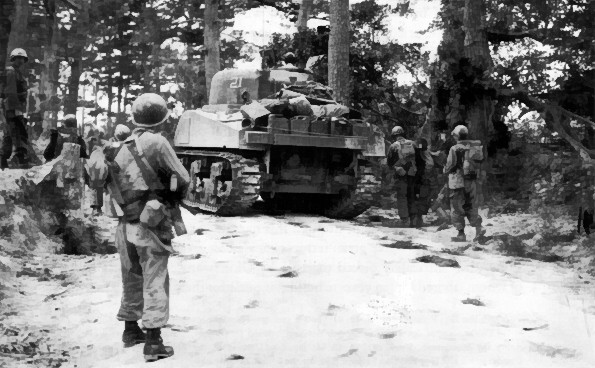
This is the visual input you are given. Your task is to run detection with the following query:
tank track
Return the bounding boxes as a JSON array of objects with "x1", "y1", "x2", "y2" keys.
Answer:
[
  {"x1": 324, "y1": 161, "x2": 383, "y2": 219},
  {"x1": 181, "y1": 151, "x2": 263, "y2": 216}
]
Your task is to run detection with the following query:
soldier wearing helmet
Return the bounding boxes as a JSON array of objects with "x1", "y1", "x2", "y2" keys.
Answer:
[
  {"x1": 113, "y1": 124, "x2": 132, "y2": 142},
  {"x1": 103, "y1": 93, "x2": 189, "y2": 362},
  {"x1": 443, "y1": 124, "x2": 485, "y2": 242},
  {"x1": 387, "y1": 125, "x2": 422, "y2": 227},
  {"x1": 1, "y1": 48, "x2": 30, "y2": 169}
]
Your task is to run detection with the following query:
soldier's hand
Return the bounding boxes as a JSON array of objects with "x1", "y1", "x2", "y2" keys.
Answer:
[{"x1": 395, "y1": 167, "x2": 407, "y2": 176}]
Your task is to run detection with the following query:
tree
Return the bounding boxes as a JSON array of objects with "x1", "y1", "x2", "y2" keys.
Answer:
[
  {"x1": 328, "y1": 0, "x2": 350, "y2": 106},
  {"x1": 296, "y1": 0, "x2": 314, "y2": 69},
  {"x1": 204, "y1": 0, "x2": 221, "y2": 97}
]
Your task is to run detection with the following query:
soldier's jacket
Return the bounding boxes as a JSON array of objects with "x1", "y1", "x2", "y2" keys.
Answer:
[
  {"x1": 107, "y1": 128, "x2": 190, "y2": 212},
  {"x1": 444, "y1": 141, "x2": 480, "y2": 189},
  {"x1": 387, "y1": 137, "x2": 419, "y2": 177},
  {"x1": 106, "y1": 128, "x2": 190, "y2": 251},
  {"x1": 2, "y1": 65, "x2": 27, "y2": 112}
]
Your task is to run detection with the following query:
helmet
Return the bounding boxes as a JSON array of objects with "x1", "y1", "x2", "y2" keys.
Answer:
[
  {"x1": 114, "y1": 124, "x2": 131, "y2": 141},
  {"x1": 391, "y1": 126, "x2": 405, "y2": 136},
  {"x1": 10, "y1": 48, "x2": 28, "y2": 62},
  {"x1": 131, "y1": 93, "x2": 170, "y2": 127},
  {"x1": 63, "y1": 114, "x2": 77, "y2": 129},
  {"x1": 452, "y1": 125, "x2": 468, "y2": 137}
]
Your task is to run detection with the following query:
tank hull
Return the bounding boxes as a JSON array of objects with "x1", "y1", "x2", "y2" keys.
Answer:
[{"x1": 174, "y1": 68, "x2": 385, "y2": 218}]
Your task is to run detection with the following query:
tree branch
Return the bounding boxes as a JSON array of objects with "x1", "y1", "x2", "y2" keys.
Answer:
[
  {"x1": 500, "y1": 88, "x2": 595, "y2": 161},
  {"x1": 486, "y1": 29, "x2": 545, "y2": 43},
  {"x1": 57, "y1": 0, "x2": 80, "y2": 11}
]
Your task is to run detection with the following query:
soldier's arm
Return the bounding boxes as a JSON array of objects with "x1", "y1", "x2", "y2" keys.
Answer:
[
  {"x1": 443, "y1": 147, "x2": 456, "y2": 174},
  {"x1": 4, "y1": 68, "x2": 19, "y2": 111},
  {"x1": 157, "y1": 136, "x2": 190, "y2": 189}
]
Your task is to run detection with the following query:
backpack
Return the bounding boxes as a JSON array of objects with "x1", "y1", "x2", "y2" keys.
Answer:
[
  {"x1": 397, "y1": 139, "x2": 416, "y2": 163},
  {"x1": 460, "y1": 140, "x2": 484, "y2": 180},
  {"x1": 85, "y1": 147, "x2": 109, "y2": 189}
]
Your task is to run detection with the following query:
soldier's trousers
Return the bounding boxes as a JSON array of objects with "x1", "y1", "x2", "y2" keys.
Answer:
[
  {"x1": 395, "y1": 176, "x2": 416, "y2": 219},
  {"x1": 1, "y1": 114, "x2": 28, "y2": 159},
  {"x1": 449, "y1": 180, "x2": 482, "y2": 231},
  {"x1": 115, "y1": 221, "x2": 170, "y2": 329}
]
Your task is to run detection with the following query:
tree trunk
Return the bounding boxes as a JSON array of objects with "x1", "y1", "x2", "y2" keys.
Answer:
[
  {"x1": 328, "y1": 0, "x2": 350, "y2": 106},
  {"x1": 463, "y1": 0, "x2": 493, "y2": 146},
  {"x1": 39, "y1": 0, "x2": 60, "y2": 130},
  {"x1": 0, "y1": 0, "x2": 16, "y2": 73},
  {"x1": 296, "y1": 0, "x2": 314, "y2": 69},
  {"x1": 63, "y1": 0, "x2": 91, "y2": 116},
  {"x1": 204, "y1": 0, "x2": 221, "y2": 98},
  {"x1": 462, "y1": 0, "x2": 494, "y2": 206},
  {"x1": 6, "y1": 0, "x2": 29, "y2": 56},
  {"x1": 297, "y1": 0, "x2": 313, "y2": 30},
  {"x1": 106, "y1": 75, "x2": 114, "y2": 134}
]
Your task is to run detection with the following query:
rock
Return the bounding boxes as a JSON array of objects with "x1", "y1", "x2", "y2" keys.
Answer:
[
  {"x1": 194, "y1": 229, "x2": 209, "y2": 235},
  {"x1": 415, "y1": 255, "x2": 460, "y2": 268},
  {"x1": 278, "y1": 271, "x2": 298, "y2": 278},
  {"x1": 244, "y1": 300, "x2": 259, "y2": 309},
  {"x1": 227, "y1": 354, "x2": 244, "y2": 360},
  {"x1": 382, "y1": 241, "x2": 427, "y2": 250},
  {"x1": 339, "y1": 349, "x2": 358, "y2": 358},
  {"x1": 461, "y1": 298, "x2": 485, "y2": 306}
]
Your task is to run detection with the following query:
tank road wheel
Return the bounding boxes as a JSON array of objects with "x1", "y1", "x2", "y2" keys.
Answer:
[{"x1": 181, "y1": 151, "x2": 263, "y2": 216}]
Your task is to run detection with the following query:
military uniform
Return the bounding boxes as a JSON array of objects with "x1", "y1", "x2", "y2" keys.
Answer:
[
  {"x1": 2, "y1": 65, "x2": 29, "y2": 166},
  {"x1": 444, "y1": 140, "x2": 483, "y2": 237},
  {"x1": 107, "y1": 128, "x2": 189, "y2": 328},
  {"x1": 387, "y1": 136, "x2": 417, "y2": 223}
]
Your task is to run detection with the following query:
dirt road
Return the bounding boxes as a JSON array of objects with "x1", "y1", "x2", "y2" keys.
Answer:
[{"x1": 2, "y1": 210, "x2": 594, "y2": 368}]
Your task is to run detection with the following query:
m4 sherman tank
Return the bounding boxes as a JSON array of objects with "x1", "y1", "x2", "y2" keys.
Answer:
[{"x1": 173, "y1": 67, "x2": 385, "y2": 218}]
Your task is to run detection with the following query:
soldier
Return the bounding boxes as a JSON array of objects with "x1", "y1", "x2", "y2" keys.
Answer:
[
  {"x1": 412, "y1": 138, "x2": 434, "y2": 227},
  {"x1": 1, "y1": 48, "x2": 30, "y2": 169},
  {"x1": 387, "y1": 126, "x2": 418, "y2": 227},
  {"x1": 111, "y1": 124, "x2": 132, "y2": 142},
  {"x1": 43, "y1": 114, "x2": 88, "y2": 161},
  {"x1": 104, "y1": 93, "x2": 189, "y2": 362},
  {"x1": 443, "y1": 125, "x2": 486, "y2": 242}
]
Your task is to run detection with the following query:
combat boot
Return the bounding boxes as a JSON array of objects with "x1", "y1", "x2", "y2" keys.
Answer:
[
  {"x1": 122, "y1": 321, "x2": 146, "y2": 348},
  {"x1": 474, "y1": 225, "x2": 486, "y2": 241},
  {"x1": 0, "y1": 156, "x2": 8, "y2": 170},
  {"x1": 415, "y1": 214, "x2": 424, "y2": 228},
  {"x1": 451, "y1": 230, "x2": 466, "y2": 242},
  {"x1": 144, "y1": 328, "x2": 174, "y2": 362}
]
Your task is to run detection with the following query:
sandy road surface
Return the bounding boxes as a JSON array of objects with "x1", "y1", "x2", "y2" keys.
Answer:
[{"x1": 2, "y1": 210, "x2": 595, "y2": 368}]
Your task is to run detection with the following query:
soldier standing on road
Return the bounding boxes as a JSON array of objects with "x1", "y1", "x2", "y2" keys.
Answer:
[
  {"x1": 87, "y1": 124, "x2": 132, "y2": 216},
  {"x1": 443, "y1": 125, "x2": 486, "y2": 242},
  {"x1": 412, "y1": 138, "x2": 434, "y2": 227},
  {"x1": 1, "y1": 48, "x2": 30, "y2": 169},
  {"x1": 387, "y1": 126, "x2": 418, "y2": 227},
  {"x1": 104, "y1": 93, "x2": 189, "y2": 362}
]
